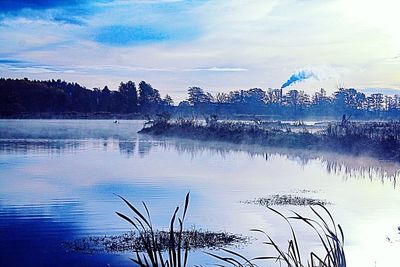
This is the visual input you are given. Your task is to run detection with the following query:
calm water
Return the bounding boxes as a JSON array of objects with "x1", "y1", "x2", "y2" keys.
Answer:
[{"x1": 0, "y1": 120, "x2": 400, "y2": 267}]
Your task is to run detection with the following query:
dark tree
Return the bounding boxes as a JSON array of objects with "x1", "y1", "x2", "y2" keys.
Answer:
[
  {"x1": 118, "y1": 81, "x2": 138, "y2": 113},
  {"x1": 138, "y1": 81, "x2": 162, "y2": 111},
  {"x1": 187, "y1": 87, "x2": 213, "y2": 105},
  {"x1": 163, "y1": 94, "x2": 174, "y2": 106}
]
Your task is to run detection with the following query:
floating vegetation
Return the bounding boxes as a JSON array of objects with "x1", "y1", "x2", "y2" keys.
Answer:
[
  {"x1": 63, "y1": 229, "x2": 247, "y2": 254},
  {"x1": 243, "y1": 194, "x2": 330, "y2": 206}
]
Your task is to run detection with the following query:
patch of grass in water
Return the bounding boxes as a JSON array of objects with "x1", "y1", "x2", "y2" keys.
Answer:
[
  {"x1": 63, "y1": 229, "x2": 248, "y2": 254},
  {"x1": 243, "y1": 194, "x2": 330, "y2": 206}
]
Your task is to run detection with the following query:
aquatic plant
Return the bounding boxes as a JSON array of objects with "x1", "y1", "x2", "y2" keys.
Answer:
[
  {"x1": 116, "y1": 192, "x2": 190, "y2": 267},
  {"x1": 208, "y1": 204, "x2": 346, "y2": 267},
  {"x1": 63, "y1": 229, "x2": 247, "y2": 253}
]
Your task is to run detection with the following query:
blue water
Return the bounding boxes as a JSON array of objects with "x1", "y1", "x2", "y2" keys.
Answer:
[{"x1": 1, "y1": 119, "x2": 400, "y2": 266}]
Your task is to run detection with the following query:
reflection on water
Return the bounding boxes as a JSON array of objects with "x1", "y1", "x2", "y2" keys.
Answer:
[
  {"x1": 161, "y1": 138, "x2": 400, "y2": 186},
  {"x1": 2, "y1": 135, "x2": 399, "y2": 185},
  {"x1": 1, "y1": 120, "x2": 400, "y2": 266},
  {"x1": 0, "y1": 139, "x2": 82, "y2": 155},
  {"x1": 118, "y1": 141, "x2": 136, "y2": 156}
]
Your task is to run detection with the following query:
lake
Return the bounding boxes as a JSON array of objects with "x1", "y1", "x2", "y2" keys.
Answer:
[{"x1": 0, "y1": 119, "x2": 399, "y2": 266}]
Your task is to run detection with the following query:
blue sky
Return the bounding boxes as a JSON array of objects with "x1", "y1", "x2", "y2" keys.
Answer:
[{"x1": 0, "y1": 0, "x2": 399, "y2": 100}]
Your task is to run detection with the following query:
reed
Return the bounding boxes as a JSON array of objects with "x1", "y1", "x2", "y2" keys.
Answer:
[
  {"x1": 116, "y1": 192, "x2": 346, "y2": 267},
  {"x1": 208, "y1": 204, "x2": 346, "y2": 267},
  {"x1": 116, "y1": 192, "x2": 190, "y2": 267}
]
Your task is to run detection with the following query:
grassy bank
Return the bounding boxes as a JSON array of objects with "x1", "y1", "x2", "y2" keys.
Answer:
[{"x1": 139, "y1": 119, "x2": 400, "y2": 161}]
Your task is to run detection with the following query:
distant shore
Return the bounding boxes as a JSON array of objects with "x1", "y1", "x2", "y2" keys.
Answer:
[
  {"x1": 0, "y1": 112, "x2": 146, "y2": 120},
  {"x1": 139, "y1": 119, "x2": 400, "y2": 161},
  {"x1": 0, "y1": 113, "x2": 395, "y2": 121}
]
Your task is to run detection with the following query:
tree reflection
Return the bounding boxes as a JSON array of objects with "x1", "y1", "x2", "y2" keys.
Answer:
[
  {"x1": 0, "y1": 140, "x2": 81, "y2": 155},
  {"x1": 148, "y1": 138, "x2": 400, "y2": 188}
]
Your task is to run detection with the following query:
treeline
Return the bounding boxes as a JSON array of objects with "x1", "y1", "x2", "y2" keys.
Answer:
[
  {"x1": 178, "y1": 87, "x2": 400, "y2": 119},
  {"x1": 1, "y1": 77, "x2": 400, "y2": 119},
  {"x1": 0, "y1": 78, "x2": 173, "y2": 117}
]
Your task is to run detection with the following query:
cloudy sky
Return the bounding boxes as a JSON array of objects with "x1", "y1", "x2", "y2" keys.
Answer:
[{"x1": 0, "y1": 0, "x2": 399, "y2": 100}]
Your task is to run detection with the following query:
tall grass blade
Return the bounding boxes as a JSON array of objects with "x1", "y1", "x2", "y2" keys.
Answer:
[{"x1": 116, "y1": 192, "x2": 191, "y2": 267}]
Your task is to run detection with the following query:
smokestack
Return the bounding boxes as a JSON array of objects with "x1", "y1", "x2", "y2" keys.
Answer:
[{"x1": 281, "y1": 70, "x2": 318, "y2": 89}]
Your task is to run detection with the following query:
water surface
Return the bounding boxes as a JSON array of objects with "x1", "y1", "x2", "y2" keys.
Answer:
[{"x1": 0, "y1": 119, "x2": 399, "y2": 266}]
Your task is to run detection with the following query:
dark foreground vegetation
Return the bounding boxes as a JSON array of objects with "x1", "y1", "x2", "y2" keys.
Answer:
[
  {"x1": 114, "y1": 192, "x2": 346, "y2": 267},
  {"x1": 1, "y1": 77, "x2": 400, "y2": 119},
  {"x1": 140, "y1": 119, "x2": 400, "y2": 161},
  {"x1": 115, "y1": 193, "x2": 192, "y2": 266},
  {"x1": 64, "y1": 229, "x2": 246, "y2": 254}
]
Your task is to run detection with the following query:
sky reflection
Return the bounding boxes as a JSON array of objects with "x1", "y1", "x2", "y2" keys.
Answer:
[{"x1": 1, "y1": 120, "x2": 400, "y2": 266}]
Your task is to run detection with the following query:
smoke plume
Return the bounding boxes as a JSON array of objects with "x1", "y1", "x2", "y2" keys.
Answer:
[{"x1": 281, "y1": 70, "x2": 319, "y2": 89}]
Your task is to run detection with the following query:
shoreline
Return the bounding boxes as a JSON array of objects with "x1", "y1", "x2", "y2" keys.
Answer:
[
  {"x1": 139, "y1": 119, "x2": 400, "y2": 161},
  {"x1": 1, "y1": 115, "x2": 397, "y2": 122}
]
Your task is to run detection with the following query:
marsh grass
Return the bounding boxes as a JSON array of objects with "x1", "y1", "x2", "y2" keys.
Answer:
[
  {"x1": 140, "y1": 119, "x2": 400, "y2": 161},
  {"x1": 208, "y1": 204, "x2": 346, "y2": 267},
  {"x1": 116, "y1": 192, "x2": 190, "y2": 267}
]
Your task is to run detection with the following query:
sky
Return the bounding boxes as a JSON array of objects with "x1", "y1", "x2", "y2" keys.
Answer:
[{"x1": 0, "y1": 0, "x2": 399, "y2": 101}]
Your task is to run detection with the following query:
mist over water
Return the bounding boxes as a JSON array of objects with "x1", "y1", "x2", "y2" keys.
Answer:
[{"x1": 0, "y1": 120, "x2": 400, "y2": 266}]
